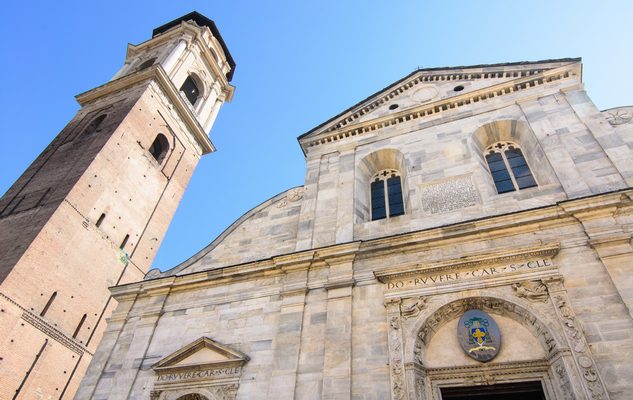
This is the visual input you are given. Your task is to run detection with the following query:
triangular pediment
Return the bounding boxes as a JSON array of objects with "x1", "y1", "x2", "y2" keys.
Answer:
[
  {"x1": 298, "y1": 58, "x2": 581, "y2": 152},
  {"x1": 153, "y1": 337, "x2": 249, "y2": 371}
]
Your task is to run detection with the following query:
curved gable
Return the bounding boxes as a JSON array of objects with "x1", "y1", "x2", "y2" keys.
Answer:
[{"x1": 155, "y1": 186, "x2": 304, "y2": 277}]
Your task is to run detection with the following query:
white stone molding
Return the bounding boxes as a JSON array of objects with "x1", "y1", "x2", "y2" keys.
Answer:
[{"x1": 301, "y1": 64, "x2": 580, "y2": 151}]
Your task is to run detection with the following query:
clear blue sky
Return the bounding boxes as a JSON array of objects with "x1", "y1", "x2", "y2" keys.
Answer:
[{"x1": 1, "y1": 1, "x2": 632, "y2": 271}]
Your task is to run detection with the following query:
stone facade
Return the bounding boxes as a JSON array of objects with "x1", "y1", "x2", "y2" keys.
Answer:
[
  {"x1": 0, "y1": 13, "x2": 235, "y2": 400},
  {"x1": 77, "y1": 56, "x2": 633, "y2": 400}
]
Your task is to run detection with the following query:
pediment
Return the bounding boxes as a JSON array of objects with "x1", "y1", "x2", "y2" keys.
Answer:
[
  {"x1": 298, "y1": 58, "x2": 581, "y2": 152},
  {"x1": 153, "y1": 337, "x2": 249, "y2": 371}
]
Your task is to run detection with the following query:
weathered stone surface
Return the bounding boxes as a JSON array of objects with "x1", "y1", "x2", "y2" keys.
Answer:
[{"x1": 76, "y1": 58, "x2": 633, "y2": 400}]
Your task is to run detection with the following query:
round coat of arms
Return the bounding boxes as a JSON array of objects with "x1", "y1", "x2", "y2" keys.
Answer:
[{"x1": 457, "y1": 309, "x2": 501, "y2": 362}]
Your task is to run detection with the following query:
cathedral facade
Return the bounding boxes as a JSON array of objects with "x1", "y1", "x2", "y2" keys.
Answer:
[{"x1": 77, "y1": 46, "x2": 633, "y2": 399}]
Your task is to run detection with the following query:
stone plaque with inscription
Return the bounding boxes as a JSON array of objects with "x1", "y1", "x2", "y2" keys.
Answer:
[{"x1": 420, "y1": 175, "x2": 480, "y2": 215}]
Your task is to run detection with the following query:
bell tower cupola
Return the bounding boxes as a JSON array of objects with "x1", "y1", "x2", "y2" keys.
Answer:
[{"x1": 111, "y1": 11, "x2": 237, "y2": 141}]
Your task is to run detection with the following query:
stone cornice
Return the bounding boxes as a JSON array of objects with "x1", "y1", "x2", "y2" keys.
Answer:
[
  {"x1": 111, "y1": 189, "x2": 632, "y2": 299},
  {"x1": 75, "y1": 65, "x2": 215, "y2": 154},
  {"x1": 300, "y1": 63, "x2": 581, "y2": 152},
  {"x1": 373, "y1": 243, "x2": 560, "y2": 282},
  {"x1": 0, "y1": 292, "x2": 93, "y2": 356}
]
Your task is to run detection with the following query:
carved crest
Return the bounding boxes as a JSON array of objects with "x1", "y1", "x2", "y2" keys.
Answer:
[{"x1": 457, "y1": 309, "x2": 501, "y2": 362}]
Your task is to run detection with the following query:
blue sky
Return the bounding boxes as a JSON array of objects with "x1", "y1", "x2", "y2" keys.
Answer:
[{"x1": 1, "y1": 1, "x2": 632, "y2": 271}]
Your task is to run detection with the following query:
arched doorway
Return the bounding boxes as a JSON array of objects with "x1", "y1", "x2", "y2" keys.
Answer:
[{"x1": 386, "y1": 294, "x2": 605, "y2": 400}]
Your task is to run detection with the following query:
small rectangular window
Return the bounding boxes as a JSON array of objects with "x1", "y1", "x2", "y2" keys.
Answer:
[
  {"x1": 96, "y1": 213, "x2": 106, "y2": 227},
  {"x1": 120, "y1": 234, "x2": 130, "y2": 250}
]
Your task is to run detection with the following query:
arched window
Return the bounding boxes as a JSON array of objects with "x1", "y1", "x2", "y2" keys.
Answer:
[
  {"x1": 176, "y1": 395, "x2": 210, "y2": 400},
  {"x1": 137, "y1": 57, "x2": 156, "y2": 71},
  {"x1": 40, "y1": 291, "x2": 57, "y2": 317},
  {"x1": 72, "y1": 314, "x2": 87, "y2": 339},
  {"x1": 371, "y1": 169, "x2": 404, "y2": 221},
  {"x1": 485, "y1": 142, "x2": 537, "y2": 194},
  {"x1": 149, "y1": 134, "x2": 170, "y2": 164},
  {"x1": 180, "y1": 75, "x2": 200, "y2": 106},
  {"x1": 85, "y1": 114, "x2": 107, "y2": 135}
]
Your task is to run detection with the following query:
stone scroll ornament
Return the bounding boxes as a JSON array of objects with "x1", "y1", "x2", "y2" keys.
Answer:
[{"x1": 457, "y1": 309, "x2": 501, "y2": 362}]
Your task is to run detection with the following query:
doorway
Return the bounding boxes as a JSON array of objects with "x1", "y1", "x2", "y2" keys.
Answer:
[{"x1": 440, "y1": 381, "x2": 545, "y2": 400}]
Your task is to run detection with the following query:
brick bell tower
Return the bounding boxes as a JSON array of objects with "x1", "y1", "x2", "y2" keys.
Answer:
[{"x1": 0, "y1": 12, "x2": 234, "y2": 399}]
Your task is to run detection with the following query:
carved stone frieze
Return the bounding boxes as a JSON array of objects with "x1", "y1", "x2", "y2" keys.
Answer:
[
  {"x1": 385, "y1": 299, "x2": 407, "y2": 400},
  {"x1": 512, "y1": 281, "x2": 549, "y2": 302},
  {"x1": 400, "y1": 296, "x2": 427, "y2": 319},
  {"x1": 603, "y1": 107, "x2": 633, "y2": 126},
  {"x1": 276, "y1": 187, "x2": 304, "y2": 208},
  {"x1": 544, "y1": 278, "x2": 610, "y2": 400}
]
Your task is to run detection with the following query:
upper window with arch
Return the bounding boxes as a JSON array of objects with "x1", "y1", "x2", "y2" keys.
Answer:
[
  {"x1": 137, "y1": 57, "x2": 157, "y2": 71},
  {"x1": 371, "y1": 169, "x2": 405, "y2": 221},
  {"x1": 149, "y1": 133, "x2": 170, "y2": 164},
  {"x1": 485, "y1": 141, "x2": 537, "y2": 194},
  {"x1": 356, "y1": 148, "x2": 408, "y2": 223},
  {"x1": 85, "y1": 114, "x2": 107, "y2": 135},
  {"x1": 180, "y1": 75, "x2": 201, "y2": 106}
]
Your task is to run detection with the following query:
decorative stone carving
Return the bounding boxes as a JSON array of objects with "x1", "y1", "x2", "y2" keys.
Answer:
[
  {"x1": 276, "y1": 187, "x2": 304, "y2": 208},
  {"x1": 400, "y1": 296, "x2": 427, "y2": 319},
  {"x1": 287, "y1": 187, "x2": 304, "y2": 202},
  {"x1": 512, "y1": 281, "x2": 549, "y2": 302},
  {"x1": 544, "y1": 278, "x2": 610, "y2": 400},
  {"x1": 604, "y1": 108, "x2": 633, "y2": 126},
  {"x1": 420, "y1": 175, "x2": 480, "y2": 215},
  {"x1": 385, "y1": 299, "x2": 407, "y2": 400}
]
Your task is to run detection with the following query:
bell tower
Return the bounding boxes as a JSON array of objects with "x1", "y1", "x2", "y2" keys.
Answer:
[{"x1": 0, "y1": 12, "x2": 234, "y2": 399}]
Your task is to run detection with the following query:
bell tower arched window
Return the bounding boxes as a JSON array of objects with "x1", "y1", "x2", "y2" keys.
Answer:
[
  {"x1": 149, "y1": 134, "x2": 170, "y2": 164},
  {"x1": 485, "y1": 142, "x2": 536, "y2": 194},
  {"x1": 371, "y1": 169, "x2": 404, "y2": 221},
  {"x1": 180, "y1": 75, "x2": 200, "y2": 106}
]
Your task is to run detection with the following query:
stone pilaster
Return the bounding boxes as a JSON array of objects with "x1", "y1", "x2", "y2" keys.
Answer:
[
  {"x1": 335, "y1": 149, "x2": 356, "y2": 244},
  {"x1": 101, "y1": 287, "x2": 170, "y2": 399},
  {"x1": 266, "y1": 256, "x2": 310, "y2": 399},
  {"x1": 320, "y1": 246, "x2": 357, "y2": 400},
  {"x1": 385, "y1": 298, "x2": 408, "y2": 400},
  {"x1": 544, "y1": 277, "x2": 610, "y2": 400},
  {"x1": 566, "y1": 204, "x2": 633, "y2": 319}
]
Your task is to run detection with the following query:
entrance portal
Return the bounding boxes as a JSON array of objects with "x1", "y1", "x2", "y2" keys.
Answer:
[{"x1": 440, "y1": 381, "x2": 545, "y2": 400}]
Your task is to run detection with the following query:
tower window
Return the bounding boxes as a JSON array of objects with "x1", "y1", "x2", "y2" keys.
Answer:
[
  {"x1": 149, "y1": 134, "x2": 170, "y2": 164},
  {"x1": 84, "y1": 114, "x2": 107, "y2": 136},
  {"x1": 180, "y1": 75, "x2": 200, "y2": 106},
  {"x1": 485, "y1": 142, "x2": 537, "y2": 194},
  {"x1": 96, "y1": 213, "x2": 106, "y2": 227},
  {"x1": 371, "y1": 169, "x2": 404, "y2": 221},
  {"x1": 138, "y1": 57, "x2": 157, "y2": 71},
  {"x1": 72, "y1": 314, "x2": 87, "y2": 339},
  {"x1": 120, "y1": 234, "x2": 130, "y2": 250},
  {"x1": 40, "y1": 292, "x2": 57, "y2": 317}
]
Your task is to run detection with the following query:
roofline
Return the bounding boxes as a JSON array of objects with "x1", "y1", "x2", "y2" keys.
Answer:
[
  {"x1": 153, "y1": 185, "x2": 304, "y2": 277},
  {"x1": 152, "y1": 11, "x2": 236, "y2": 82},
  {"x1": 296, "y1": 57, "x2": 582, "y2": 144}
]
